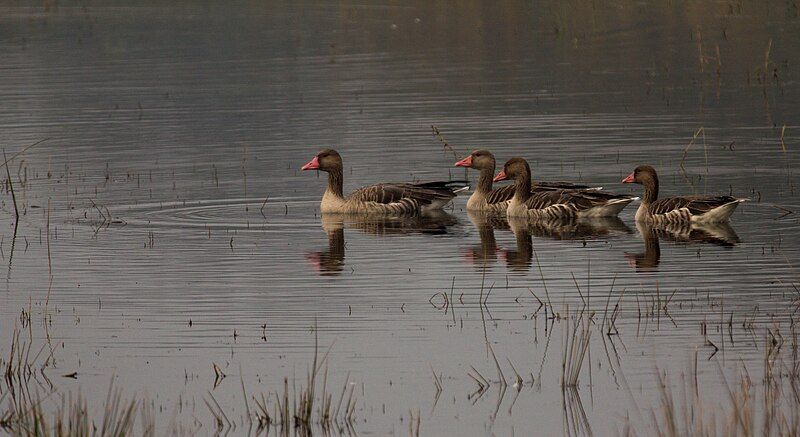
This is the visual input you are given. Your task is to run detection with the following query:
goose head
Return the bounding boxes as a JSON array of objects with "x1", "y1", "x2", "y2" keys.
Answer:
[
  {"x1": 493, "y1": 157, "x2": 530, "y2": 182},
  {"x1": 454, "y1": 150, "x2": 495, "y2": 171},
  {"x1": 622, "y1": 165, "x2": 657, "y2": 185},
  {"x1": 302, "y1": 149, "x2": 342, "y2": 172}
]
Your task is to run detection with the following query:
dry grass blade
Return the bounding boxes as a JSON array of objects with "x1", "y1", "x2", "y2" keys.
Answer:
[{"x1": 562, "y1": 312, "x2": 592, "y2": 388}]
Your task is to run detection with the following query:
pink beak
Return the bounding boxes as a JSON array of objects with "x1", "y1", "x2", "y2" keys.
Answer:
[
  {"x1": 454, "y1": 155, "x2": 473, "y2": 167},
  {"x1": 301, "y1": 156, "x2": 320, "y2": 171},
  {"x1": 622, "y1": 172, "x2": 635, "y2": 183},
  {"x1": 493, "y1": 170, "x2": 508, "y2": 182}
]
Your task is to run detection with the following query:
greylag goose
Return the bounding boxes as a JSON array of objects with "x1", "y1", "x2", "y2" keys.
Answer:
[
  {"x1": 622, "y1": 165, "x2": 747, "y2": 223},
  {"x1": 493, "y1": 157, "x2": 636, "y2": 219},
  {"x1": 301, "y1": 149, "x2": 467, "y2": 214},
  {"x1": 454, "y1": 150, "x2": 598, "y2": 212}
]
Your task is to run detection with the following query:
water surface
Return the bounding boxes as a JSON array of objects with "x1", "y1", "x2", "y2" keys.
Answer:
[{"x1": 0, "y1": 1, "x2": 799, "y2": 435}]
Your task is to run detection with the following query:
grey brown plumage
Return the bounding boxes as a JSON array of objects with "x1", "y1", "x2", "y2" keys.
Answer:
[
  {"x1": 649, "y1": 196, "x2": 741, "y2": 216},
  {"x1": 301, "y1": 149, "x2": 467, "y2": 215},
  {"x1": 622, "y1": 165, "x2": 747, "y2": 224},
  {"x1": 454, "y1": 150, "x2": 598, "y2": 212},
  {"x1": 495, "y1": 157, "x2": 636, "y2": 219}
]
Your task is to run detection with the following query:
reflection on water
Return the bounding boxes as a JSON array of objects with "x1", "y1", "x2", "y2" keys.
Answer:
[
  {"x1": 626, "y1": 221, "x2": 742, "y2": 271},
  {"x1": 308, "y1": 212, "x2": 459, "y2": 275},
  {"x1": 465, "y1": 211, "x2": 633, "y2": 272},
  {"x1": 508, "y1": 215, "x2": 632, "y2": 242},
  {"x1": 464, "y1": 211, "x2": 508, "y2": 266},
  {"x1": 308, "y1": 218, "x2": 346, "y2": 275},
  {"x1": 507, "y1": 215, "x2": 632, "y2": 272}
]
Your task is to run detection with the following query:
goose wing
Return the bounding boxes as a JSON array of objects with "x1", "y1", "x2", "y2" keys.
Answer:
[
  {"x1": 349, "y1": 184, "x2": 419, "y2": 205},
  {"x1": 650, "y1": 195, "x2": 738, "y2": 216},
  {"x1": 534, "y1": 181, "x2": 594, "y2": 190},
  {"x1": 522, "y1": 190, "x2": 576, "y2": 210},
  {"x1": 520, "y1": 189, "x2": 635, "y2": 215},
  {"x1": 523, "y1": 190, "x2": 629, "y2": 210},
  {"x1": 485, "y1": 183, "x2": 599, "y2": 206},
  {"x1": 486, "y1": 185, "x2": 516, "y2": 204},
  {"x1": 348, "y1": 181, "x2": 462, "y2": 206}
]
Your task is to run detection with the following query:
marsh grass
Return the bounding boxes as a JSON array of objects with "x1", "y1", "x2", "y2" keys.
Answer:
[
  {"x1": 2, "y1": 327, "x2": 357, "y2": 436},
  {"x1": 251, "y1": 328, "x2": 357, "y2": 435},
  {"x1": 628, "y1": 331, "x2": 800, "y2": 436},
  {"x1": 561, "y1": 310, "x2": 592, "y2": 388},
  {"x1": 6, "y1": 386, "x2": 141, "y2": 437},
  {"x1": 1, "y1": 329, "x2": 142, "y2": 437}
]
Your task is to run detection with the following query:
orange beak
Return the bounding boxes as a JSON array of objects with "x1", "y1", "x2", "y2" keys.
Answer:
[
  {"x1": 492, "y1": 170, "x2": 508, "y2": 182},
  {"x1": 454, "y1": 155, "x2": 473, "y2": 167},
  {"x1": 622, "y1": 172, "x2": 635, "y2": 183},
  {"x1": 301, "y1": 156, "x2": 320, "y2": 171}
]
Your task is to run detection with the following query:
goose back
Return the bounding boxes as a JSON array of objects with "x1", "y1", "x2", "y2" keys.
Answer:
[
  {"x1": 508, "y1": 188, "x2": 635, "y2": 219},
  {"x1": 635, "y1": 195, "x2": 745, "y2": 224},
  {"x1": 342, "y1": 181, "x2": 467, "y2": 214}
]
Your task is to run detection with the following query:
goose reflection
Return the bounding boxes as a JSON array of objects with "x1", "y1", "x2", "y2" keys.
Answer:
[
  {"x1": 508, "y1": 215, "x2": 632, "y2": 242},
  {"x1": 463, "y1": 210, "x2": 510, "y2": 266},
  {"x1": 503, "y1": 216, "x2": 534, "y2": 272},
  {"x1": 464, "y1": 211, "x2": 632, "y2": 272},
  {"x1": 625, "y1": 221, "x2": 741, "y2": 272},
  {"x1": 306, "y1": 212, "x2": 459, "y2": 275},
  {"x1": 504, "y1": 216, "x2": 632, "y2": 271}
]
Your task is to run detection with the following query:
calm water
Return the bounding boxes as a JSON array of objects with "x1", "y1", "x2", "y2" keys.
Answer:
[{"x1": 1, "y1": 1, "x2": 799, "y2": 435}]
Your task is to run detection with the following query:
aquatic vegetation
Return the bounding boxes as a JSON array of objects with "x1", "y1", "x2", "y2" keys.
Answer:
[{"x1": 1, "y1": 329, "x2": 357, "y2": 436}]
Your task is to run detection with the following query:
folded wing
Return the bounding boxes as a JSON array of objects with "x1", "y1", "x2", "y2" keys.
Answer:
[
  {"x1": 650, "y1": 195, "x2": 739, "y2": 216},
  {"x1": 348, "y1": 181, "x2": 467, "y2": 214}
]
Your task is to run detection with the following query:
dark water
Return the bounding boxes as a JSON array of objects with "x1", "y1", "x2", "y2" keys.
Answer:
[{"x1": 0, "y1": 1, "x2": 799, "y2": 435}]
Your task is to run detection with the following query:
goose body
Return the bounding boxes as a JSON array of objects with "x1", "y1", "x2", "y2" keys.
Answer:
[
  {"x1": 622, "y1": 165, "x2": 747, "y2": 224},
  {"x1": 493, "y1": 157, "x2": 636, "y2": 219},
  {"x1": 302, "y1": 149, "x2": 466, "y2": 215},
  {"x1": 454, "y1": 150, "x2": 598, "y2": 212}
]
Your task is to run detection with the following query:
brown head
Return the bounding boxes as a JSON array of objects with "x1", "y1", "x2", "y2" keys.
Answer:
[
  {"x1": 454, "y1": 150, "x2": 496, "y2": 171},
  {"x1": 301, "y1": 149, "x2": 343, "y2": 173},
  {"x1": 493, "y1": 157, "x2": 531, "y2": 183},
  {"x1": 622, "y1": 165, "x2": 657, "y2": 185}
]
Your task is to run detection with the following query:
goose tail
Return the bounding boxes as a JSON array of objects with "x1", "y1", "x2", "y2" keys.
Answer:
[{"x1": 692, "y1": 199, "x2": 746, "y2": 223}]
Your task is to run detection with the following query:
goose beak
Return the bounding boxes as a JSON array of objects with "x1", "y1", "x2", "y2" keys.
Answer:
[
  {"x1": 492, "y1": 170, "x2": 507, "y2": 182},
  {"x1": 454, "y1": 155, "x2": 473, "y2": 167},
  {"x1": 622, "y1": 172, "x2": 635, "y2": 183},
  {"x1": 301, "y1": 156, "x2": 320, "y2": 171}
]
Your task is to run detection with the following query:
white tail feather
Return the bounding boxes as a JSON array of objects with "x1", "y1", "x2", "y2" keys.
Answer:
[{"x1": 692, "y1": 199, "x2": 745, "y2": 223}]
